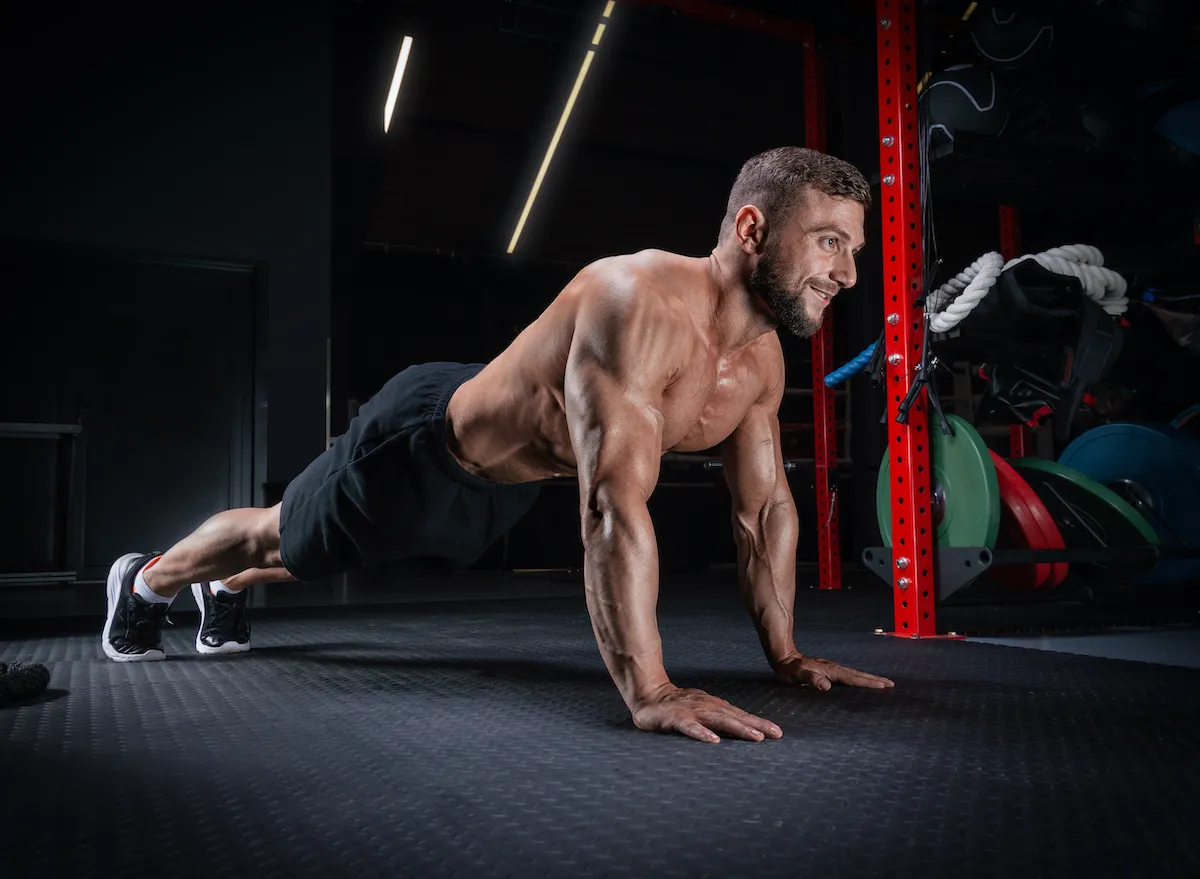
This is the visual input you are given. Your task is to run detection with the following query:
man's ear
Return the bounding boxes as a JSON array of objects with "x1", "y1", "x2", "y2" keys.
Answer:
[{"x1": 734, "y1": 205, "x2": 768, "y2": 255}]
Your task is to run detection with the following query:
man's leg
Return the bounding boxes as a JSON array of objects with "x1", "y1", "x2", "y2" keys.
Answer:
[
  {"x1": 188, "y1": 565, "x2": 297, "y2": 655},
  {"x1": 220, "y1": 567, "x2": 297, "y2": 590},
  {"x1": 102, "y1": 504, "x2": 286, "y2": 662}
]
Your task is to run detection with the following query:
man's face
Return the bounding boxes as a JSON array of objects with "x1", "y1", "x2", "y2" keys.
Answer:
[{"x1": 746, "y1": 190, "x2": 866, "y2": 339}]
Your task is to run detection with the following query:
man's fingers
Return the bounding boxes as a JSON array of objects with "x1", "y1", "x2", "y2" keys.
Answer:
[
  {"x1": 732, "y1": 709, "x2": 784, "y2": 739},
  {"x1": 828, "y1": 665, "x2": 896, "y2": 688},
  {"x1": 698, "y1": 711, "x2": 767, "y2": 742},
  {"x1": 680, "y1": 720, "x2": 721, "y2": 744}
]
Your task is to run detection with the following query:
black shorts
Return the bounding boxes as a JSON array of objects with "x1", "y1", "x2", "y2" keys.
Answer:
[{"x1": 278, "y1": 362, "x2": 542, "y2": 582}]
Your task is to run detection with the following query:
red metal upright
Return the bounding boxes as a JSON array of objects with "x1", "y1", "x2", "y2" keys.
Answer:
[
  {"x1": 877, "y1": 0, "x2": 937, "y2": 636},
  {"x1": 804, "y1": 28, "x2": 842, "y2": 591}
]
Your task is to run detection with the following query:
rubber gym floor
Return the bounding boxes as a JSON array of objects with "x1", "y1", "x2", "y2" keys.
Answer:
[{"x1": 2, "y1": 568, "x2": 1198, "y2": 878}]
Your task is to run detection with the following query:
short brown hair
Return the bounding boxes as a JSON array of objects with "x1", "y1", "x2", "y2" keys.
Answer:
[{"x1": 719, "y1": 147, "x2": 871, "y2": 241}]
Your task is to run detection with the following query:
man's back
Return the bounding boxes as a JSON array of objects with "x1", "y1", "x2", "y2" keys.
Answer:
[{"x1": 443, "y1": 248, "x2": 784, "y2": 485}]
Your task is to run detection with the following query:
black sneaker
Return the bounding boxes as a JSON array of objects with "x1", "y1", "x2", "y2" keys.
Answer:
[
  {"x1": 191, "y1": 583, "x2": 251, "y2": 655},
  {"x1": 102, "y1": 552, "x2": 172, "y2": 662}
]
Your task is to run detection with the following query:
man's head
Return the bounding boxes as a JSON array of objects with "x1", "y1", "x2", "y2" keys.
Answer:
[{"x1": 719, "y1": 147, "x2": 870, "y2": 338}]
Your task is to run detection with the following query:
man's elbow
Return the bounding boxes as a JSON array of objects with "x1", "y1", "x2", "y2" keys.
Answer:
[{"x1": 580, "y1": 483, "x2": 650, "y2": 543}]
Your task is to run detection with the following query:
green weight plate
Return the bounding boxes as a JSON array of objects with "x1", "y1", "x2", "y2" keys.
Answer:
[
  {"x1": 1010, "y1": 457, "x2": 1159, "y2": 547},
  {"x1": 876, "y1": 414, "x2": 1001, "y2": 548}
]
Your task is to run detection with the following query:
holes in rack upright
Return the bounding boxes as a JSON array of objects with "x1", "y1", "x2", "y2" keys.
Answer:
[
  {"x1": 889, "y1": 235, "x2": 895, "y2": 243},
  {"x1": 922, "y1": 589, "x2": 929, "y2": 599},
  {"x1": 892, "y1": 294, "x2": 898, "y2": 302},
  {"x1": 891, "y1": 274, "x2": 897, "y2": 282},
  {"x1": 902, "y1": 600, "x2": 908, "y2": 609}
]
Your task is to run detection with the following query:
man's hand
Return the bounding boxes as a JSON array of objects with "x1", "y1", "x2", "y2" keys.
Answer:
[
  {"x1": 772, "y1": 651, "x2": 895, "y2": 691},
  {"x1": 632, "y1": 683, "x2": 784, "y2": 744}
]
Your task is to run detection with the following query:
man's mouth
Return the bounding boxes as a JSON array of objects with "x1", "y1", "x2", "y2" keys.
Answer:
[{"x1": 808, "y1": 284, "x2": 837, "y2": 303}]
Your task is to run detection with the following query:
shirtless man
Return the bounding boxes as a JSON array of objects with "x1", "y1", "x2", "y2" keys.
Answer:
[{"x1": 102, "y1": 146, "x2": 895, "y2": 743}]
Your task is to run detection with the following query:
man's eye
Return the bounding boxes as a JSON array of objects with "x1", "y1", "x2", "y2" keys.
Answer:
[{"x1": 824, "y1": 237, "x2": 838, "y2": 249}]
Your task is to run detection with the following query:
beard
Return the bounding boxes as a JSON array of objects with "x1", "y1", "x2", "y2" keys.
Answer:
[{"x1": 746, "y1": 246, "x2": 824, "y2": 339}]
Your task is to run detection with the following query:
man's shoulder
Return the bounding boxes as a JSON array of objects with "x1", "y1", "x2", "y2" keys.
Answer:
[
  {"x1": 581, "y1": 248, "x2": 696, "y2": 285},
  {"x1": 744, "y1": 332, "x2": 786, "y2": 400},
  {"x1": 573, "y1": 250, "x2": 700, "y2": 321}
]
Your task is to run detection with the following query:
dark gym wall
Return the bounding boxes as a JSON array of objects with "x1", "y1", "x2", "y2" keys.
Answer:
[{"x1": 0, "y1": 1, "x2": 332, "y2": 493}]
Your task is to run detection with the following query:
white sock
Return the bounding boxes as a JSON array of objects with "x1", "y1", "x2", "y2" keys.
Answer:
[
  {"x1": 133, "y1": 560, "x2": 174, "y2": 605},
  {"x1": 209, "y1": 580, "x2": 239, "y2": 595}
]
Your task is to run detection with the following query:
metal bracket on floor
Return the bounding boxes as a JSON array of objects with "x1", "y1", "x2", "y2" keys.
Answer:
[{"x1": 861, "y1": 546, "x2": 993, "y2": 602}]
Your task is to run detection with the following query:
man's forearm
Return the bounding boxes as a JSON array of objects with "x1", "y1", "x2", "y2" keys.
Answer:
[
  {"x1": 582, "y1": 500, "x2": 670, "y2": 710},
  {"x1": 733, "y1": 497, "x2": 800, "y2": 666}
]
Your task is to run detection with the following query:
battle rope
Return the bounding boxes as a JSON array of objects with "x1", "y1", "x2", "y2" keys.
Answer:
[{"x1": 824, "y1": 244, "x2": 1129, "y2": 386}]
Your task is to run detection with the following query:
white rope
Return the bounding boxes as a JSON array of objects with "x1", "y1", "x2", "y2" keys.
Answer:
[
  {"x1": 1003, "y1": 244, "x2": 1129, "y2": 316},
  {"x1": 927, "y1": 252, "x2": 1003, "y2": 333},
  {"x1": 926, "y1": 243, "x2": 1128, "y2": 334}
]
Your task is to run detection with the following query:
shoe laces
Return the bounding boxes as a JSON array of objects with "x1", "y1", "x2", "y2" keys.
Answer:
[{"x1": 208, "y1": 592, "x2": 245, "y2": 633}]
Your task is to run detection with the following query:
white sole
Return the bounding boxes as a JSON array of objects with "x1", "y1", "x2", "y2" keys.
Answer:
[
  {"x1": 101, "y1": 553, "x2": 165, "y2": 662},
  {"x1": 191, "y1": 583, "x2": 252, "y2": 655}
]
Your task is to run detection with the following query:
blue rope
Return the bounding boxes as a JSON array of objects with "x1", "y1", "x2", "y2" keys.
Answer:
[
  {"x1": 824, "y1": 341, "x2": 877, "y2": 387},
  {"x1": 1170, "y1": 403, "x2": 1200, "y2": 429}
]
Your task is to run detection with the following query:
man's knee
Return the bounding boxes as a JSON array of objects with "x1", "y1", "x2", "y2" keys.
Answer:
[{"x1": 248, "y1": 503, "x2": 283, "y2": 568}]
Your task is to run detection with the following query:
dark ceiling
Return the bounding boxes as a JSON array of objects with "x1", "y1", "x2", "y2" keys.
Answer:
[{"x1": 335, "y1": 0, "x2": 879, "y2": 266}]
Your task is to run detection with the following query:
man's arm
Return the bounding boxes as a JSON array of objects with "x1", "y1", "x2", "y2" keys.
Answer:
[
  {"x1": 721, "y1": 343, "x2": 896, "y2": 692},
  {"x1": 564, "y1": 277, "x2": 673, "y2": 711},
  {"x1": 719, "y1": 354, "x2": 799, "y2": 670},
  {"x1": 565, "y1": 272, "x2": 783, "y2": 743}
]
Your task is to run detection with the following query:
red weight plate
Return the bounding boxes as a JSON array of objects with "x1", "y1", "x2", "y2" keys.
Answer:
[
  {"x1": 988, "y1": 451, "x2": 1054, "y2": 590},
  {"x1": 1013, "y1": 465, "x2": 1070, "y2": 588}
]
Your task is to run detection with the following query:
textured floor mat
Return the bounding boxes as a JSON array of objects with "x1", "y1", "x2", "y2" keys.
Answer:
[{"x1": 2, "y1": 585, "x2": 1198, "y2": 878}]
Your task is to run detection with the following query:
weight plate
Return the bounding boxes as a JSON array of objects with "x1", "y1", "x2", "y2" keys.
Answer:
[
  {"x1": 1011, "y1": 457, "x2": 1158, "y2": 584},
  {"x1": 1059, "y1": 422, "x2": 1200, "y2": 584},
  {"x1": 876, "y1": 414, "x2": 1001, "y2": 548},
  {"x1": 1021, "y1": 474, "x2": 1071, "y2": 589},
  {"x1": 988, "y1": 451, "x2": 1068, "y2": 590}
]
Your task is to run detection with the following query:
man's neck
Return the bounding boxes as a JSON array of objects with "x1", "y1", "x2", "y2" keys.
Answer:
[{"x1": 706, "y1": 249, "x2": 777, "y2": 353}]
